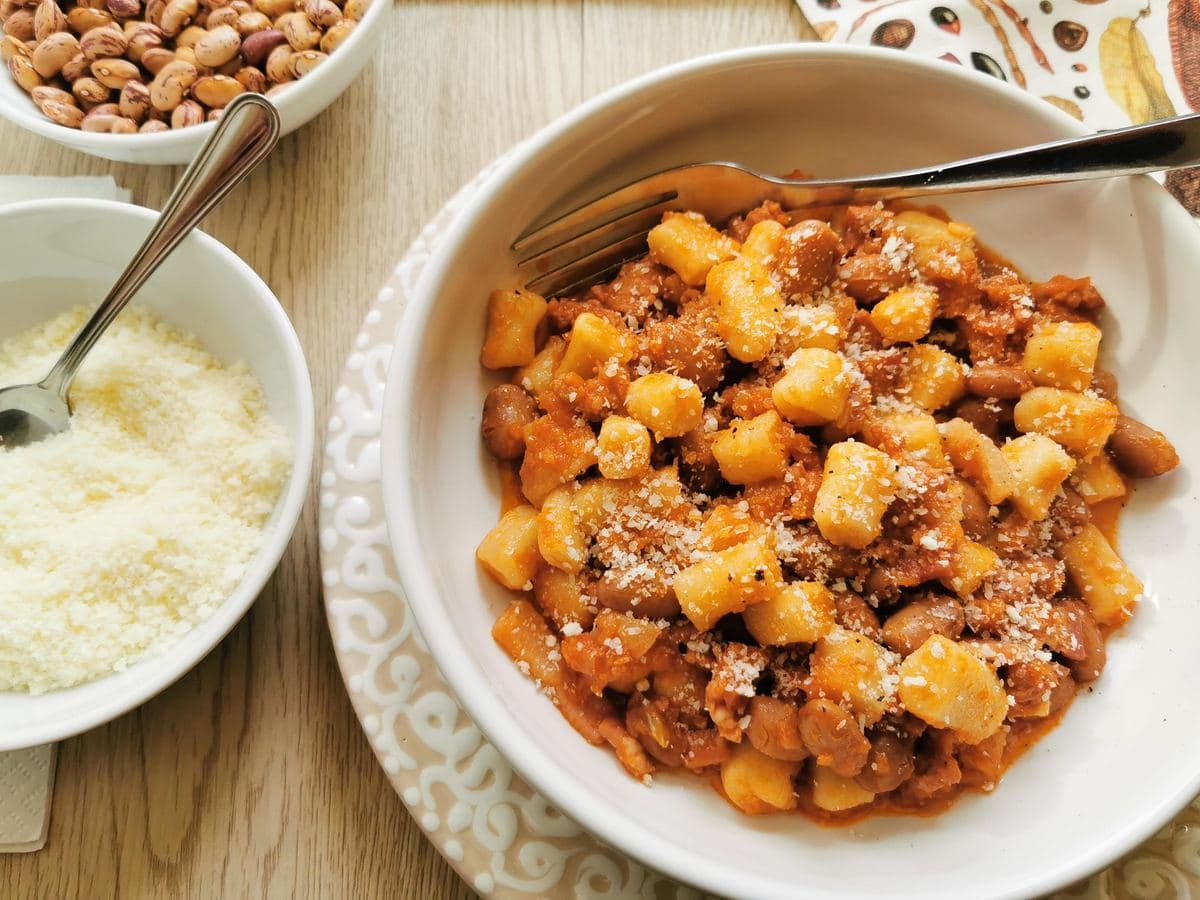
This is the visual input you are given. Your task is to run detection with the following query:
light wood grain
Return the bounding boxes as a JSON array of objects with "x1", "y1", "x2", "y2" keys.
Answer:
[{"x1": 0, "y1": 2, "x2": 811, "y2": 897}]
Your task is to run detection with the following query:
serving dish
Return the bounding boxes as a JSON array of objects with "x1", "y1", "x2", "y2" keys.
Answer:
[
  {"x1": 380, "y1": 44, "x2": 1200, "y2": 898},
  {"x1": 0, "y1": 197, "x2": 314, "y2": 750},
  {"x1": 0, "y1": 0, "x2": 389, "y2": 165}
]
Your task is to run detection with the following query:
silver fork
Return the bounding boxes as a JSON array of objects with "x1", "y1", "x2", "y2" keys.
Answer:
[{"x1": 513, "y1": 112, "x2": 1200, "y2": 297}]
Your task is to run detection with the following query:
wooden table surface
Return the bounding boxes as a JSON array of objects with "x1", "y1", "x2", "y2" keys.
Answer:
[{"x1": 0, "y1": 1, "x2": 815, "y2": 897}]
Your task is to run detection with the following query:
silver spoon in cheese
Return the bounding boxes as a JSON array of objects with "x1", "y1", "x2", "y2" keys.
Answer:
[{"x1": 0, "y1": 93, "x2": 279, "y2": 449}]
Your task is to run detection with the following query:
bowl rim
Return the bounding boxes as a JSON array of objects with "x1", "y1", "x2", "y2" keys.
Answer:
[
  {"x1": 0, "y1": 196, "x2": 315, "y2": 750},
  {"x1": 382, "y1": 43, "x2": 1200, "y2": 899},
  {"x1": 0, "y1": 0, "x2": 389, "y2": 151}
]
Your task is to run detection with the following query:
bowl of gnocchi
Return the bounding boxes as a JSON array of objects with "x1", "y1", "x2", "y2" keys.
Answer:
[{"x1": 381, "y1": 43, "x2": 1200, "y2": 899}]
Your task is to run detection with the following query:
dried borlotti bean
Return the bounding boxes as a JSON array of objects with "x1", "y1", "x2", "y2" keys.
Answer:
[
  {"x1": 30, "y1": 28, "x2": 76, "y2": 77},
  {"x1": 40, "y1": 95, "x2": 83, "y2": 126},
  {"x1": 7, "y1": 53, "x2": 42, "y2": 90},
  {"x1": 90, "y1": 55, "x2": 138, "y2": 88},
  {"x1": 158, "y1": 0, "x2": 196, "y2": 37},
  {"x1": 193, "y1": 23, "x2": 238, "y2": 65},
  {"x1": 82, "y1": 108, "x2": 136, "y2": 131},
  {"x1": 138, "y1": 117, "x2": 167, "y2": 132},
  {"x1": 263, "y1": 40, "x2": 290, "y2": 81},
  {"x1": 303, "y1": 0, "x2": 339, "y2": 28},
  {"x1": 60, "y1": 50, "x2": 88, "y2": 80},
  {"x1": 30, "y1": 83, "x2": 73, "y2": 110},
  {"x1": 148, "y1": 56, "x2": 195, "y2": 109},
  {"x1": 0, "y1": 35, "x2": 30, "y2": 64},
  {"x1": 288, "y1": 47, "x2": 323, "y2": 77},
  {"x1": 106, "y1": 0, "x2": 140, "y2": 17},
  {"x1": 277, "y1": 10, "x2": 318, "y2": 50},
  {"x1": 232, "y1": 63, "x2": 263, "y2": 92},
  {"x1": 343, "y1": 0, "x2": 368, "y2": 21},
  {"x1": 32, "y1": 0, "x2": 67, "y2": 44},
  {"x1": 79, "y1": 23, "x2": 126, "y2": 60},
  {"x1": 319, "y1": 17, "x2": 351, "y2": 53},
  {"x1": 190, "y1": 71, "x2": 240, "y2": 106},
  {"x1": 66, "y1": 6, "x2": 113, "y2": 33},
  {"x1": 169, "y1": 95, "x2": 201, "y2": 126},
  {"x1": 117, "y1": 77, "x2": 150, "y2": 119},
  {"x1": 2, "y1": 8, "x2": 34, "y2": 40},
  {"x1": 71, "y1": 74, "x2": 108, "y2": 102},
  {"x1": 140, "y1": 44, "x2": 173, "y2": 73},
  {"x1": 238, "y1": 25, "x2": 282, "y2": 65}
]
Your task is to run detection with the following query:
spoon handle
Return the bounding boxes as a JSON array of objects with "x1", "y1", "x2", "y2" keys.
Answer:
[{"x1": 41, "y1": 93, "x2": 280, "y2": 399}]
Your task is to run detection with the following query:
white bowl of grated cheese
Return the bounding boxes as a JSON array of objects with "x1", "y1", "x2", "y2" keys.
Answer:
[{"x1": 0, "y1": 198, "x2": 313, "y2": 749}]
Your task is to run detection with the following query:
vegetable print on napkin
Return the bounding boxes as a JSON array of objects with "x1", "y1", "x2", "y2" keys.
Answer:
[{"x1": 793, "y1": 0, "x2": 1200, "y2": 211}]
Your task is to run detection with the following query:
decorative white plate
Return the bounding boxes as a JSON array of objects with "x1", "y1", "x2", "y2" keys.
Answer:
[{"x1": 319, "y1": 167, "x2": 1200, "y2": 900}]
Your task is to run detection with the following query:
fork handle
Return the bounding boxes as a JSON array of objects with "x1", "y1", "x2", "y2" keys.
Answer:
[{"x1": 785, "y1": 112, "x2": 1200, "y2": 205}]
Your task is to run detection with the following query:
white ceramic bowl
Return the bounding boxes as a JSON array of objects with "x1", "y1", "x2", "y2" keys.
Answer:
[
  {"x1": 381, "y1": 45, "x2": 1200, "y2": 900},
  {"x1": 0, "y1": 198, "x2": 313, "y2": 749},
  {"x1": 0, "y1": 0, "x2": 389, "y2": 165}
]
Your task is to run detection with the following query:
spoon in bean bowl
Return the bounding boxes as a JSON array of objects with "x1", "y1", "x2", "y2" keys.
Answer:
[{"x1": 0, "y1": 92, "x2": 279, "y2": 449}]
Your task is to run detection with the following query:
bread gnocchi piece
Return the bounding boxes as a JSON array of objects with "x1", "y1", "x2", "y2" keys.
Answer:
[
  {"x1": 893, "y1": 210, "x2": 976, "y2": 276},
  {"x1": 807, "y1": 627, "x2": 897, "y2": 726},
  {"x1": 1001, "y1": 433, "x2": 1076, "y2": 521},
  {"x1": 771, "y1": 348, "x2": 851, "y2": 426},
  {"x1": 743, "y1": 581, "x2": 837, "y2": 646},
  {"x1": 514, "y1": 335, "x2": 566, "y2": 396},
  {"x1": 1023, "y1": 320, "x2": 1102, "y2": 391},
  {"x1": 939, "y1": 417, "x2": 1015, "y2": 504},
  {"x1": 897, "y1": 635, "x2": 1008, "y2": 744},
  {"x1": 492, "y1": 599, "x2": 563, "y2": 686},
  {"x1": 596, "y1": 415, "x2": 652, "y2": 480},
  {"x1": 699, "y1": 503, "x2": 772, "y2": 552},
  {"x1": 1013, "y1": 387, "x2": 1118, "y2": 461},
  {"x1": 557, "y1": 312, "x2": 634, "y2": 378},
  {"x1": 480, "y1": 288, "x2": 547, "y2": 369},
  {"x1": 776, "y1": 303, "x2": 846, "y2": 353},
  {"x1": 477, "y1": 505, "x2": 541, "y2": 590},
  {"x1": 711, "y1": 410, "x2": 790, "y2": 484},
  {"x1": 940, "y1": 539, "x2": 999, "y2": 598},
  {"x1": 811, "y1": 764, "x2": 876, "y2": 813},
  {"x1": 533, "y1": 568, "x2": 594, "y2": 631},
  {"x1": 862, "y1": 411, "x2": 949, "y2": 469},
  {"x1": 813, "y1": 440, "x2": 897, "y2": 549},
  {"x1": 870, "y1": 284, "x2": 938, "y2": 344},
  {"x1": 647, "y1": 210, "x2": 738, "y2": 286},
  {"x1": 900, "y1": 344, "x2": 967, "y2": 412},
  {"x1": 720, "y1": 741, "x2": 800, "y2": 814},
  {"x1": 708, "y1": 256, "x2": 784, "y2": 362},
  {"x1": 1071, "y1": 452, "x2": 1127, "y2": 505},
  {"x1": 1061, "y1": 523, "x2": 1143, "y2": 625},
  {"x1": 672, "y1": 538, "x2": 782, "y2": 631},
  {"x1": 536, "y1": 487, "x2": 586, "y2": 574},
  {"x1": 625, "y1": 372, "x2": 703, "y2": 439},
  {"x1": 739, "y1": 219, "x2": 785, "y2": 266}
]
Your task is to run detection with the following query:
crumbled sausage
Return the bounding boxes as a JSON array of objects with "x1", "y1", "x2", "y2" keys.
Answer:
[{"x1": 774, "y1": 220, "x2": 844, "y2": 298}]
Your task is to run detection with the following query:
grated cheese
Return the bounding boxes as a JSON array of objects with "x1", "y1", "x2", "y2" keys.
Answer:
[{"x1": 0, "y1": 307, "x2": 290, "y2": 694}]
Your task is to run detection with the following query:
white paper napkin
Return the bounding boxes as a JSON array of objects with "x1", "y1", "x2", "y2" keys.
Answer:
[{"x1": 0, "y1": 173, "x2": 130, "y2": 854}]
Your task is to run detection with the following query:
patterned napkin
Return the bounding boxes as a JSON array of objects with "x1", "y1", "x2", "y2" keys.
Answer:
[
  {"x1": 793, "y1": 0, "x2": 1200, "y2": 212},
  {"x1": 0, "y1": 174, "x2": 130, "y2": 854}
]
